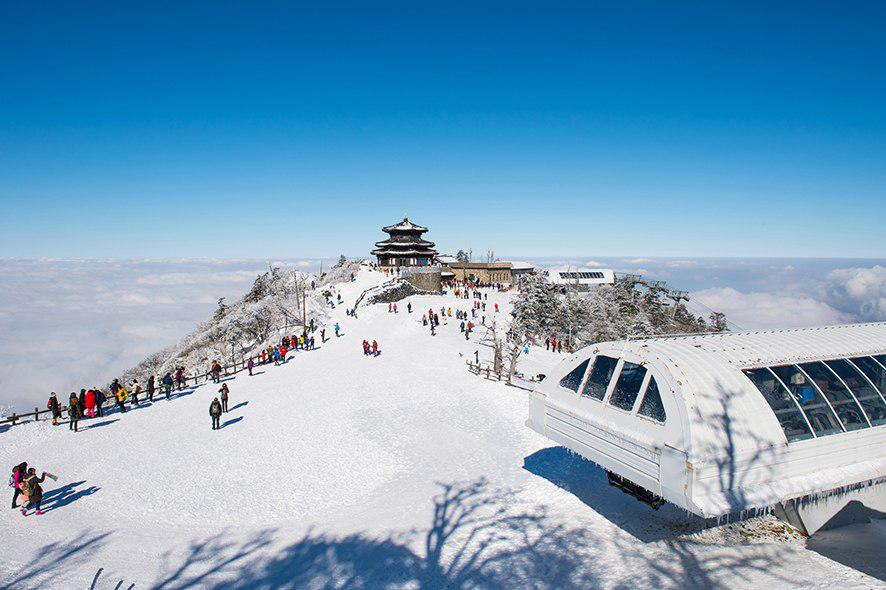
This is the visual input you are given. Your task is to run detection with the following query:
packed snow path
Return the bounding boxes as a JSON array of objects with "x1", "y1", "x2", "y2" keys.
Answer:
[{"x1": 1, "y1": 268, "x2": 882, "y2": 589}]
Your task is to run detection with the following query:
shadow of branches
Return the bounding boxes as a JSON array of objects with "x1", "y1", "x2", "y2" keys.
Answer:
[{"x1": 146, "y1": 477, "x2": 599, "y2": 589}]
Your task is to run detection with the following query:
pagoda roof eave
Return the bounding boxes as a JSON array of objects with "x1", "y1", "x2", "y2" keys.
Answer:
[
  {"x1": 382, "y1": 217, "x2": 429, "y2": 233},
  {"x1": 374, "y1": 239, "x2": 436, "y2": 248},
  {"x1": 372, "y1": 248, "x2": 439, "y2": 256}
]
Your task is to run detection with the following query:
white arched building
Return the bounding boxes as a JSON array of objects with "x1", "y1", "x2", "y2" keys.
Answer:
[{"x1": 527, "y1": 322, "x2": 886, "y2": 534}]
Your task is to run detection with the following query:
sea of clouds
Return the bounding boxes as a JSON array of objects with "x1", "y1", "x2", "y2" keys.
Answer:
[{"x1": 0, "y1": 257, "x2": 883, "y2": 413}]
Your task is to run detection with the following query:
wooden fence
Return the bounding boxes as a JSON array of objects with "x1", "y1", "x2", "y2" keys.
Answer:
[{"x1": 0, "y1": 347, "x2": 305, "y2": 427}]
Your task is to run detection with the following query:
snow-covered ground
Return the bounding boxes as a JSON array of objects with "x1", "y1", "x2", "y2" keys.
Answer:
[{"x1": 1, "y1": 268, "x2": 882, "y2": 589}]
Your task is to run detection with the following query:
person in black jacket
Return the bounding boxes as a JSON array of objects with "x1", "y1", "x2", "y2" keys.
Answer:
[
  {"x1": 20, "y1": 468, "x2": 46, "y2": 516},
  {"x1": 93, "y1": 387, "x2": 106, "y2": 417},
  {"x1": 210, "y1": 397, "x2": 222, "y2": 430},
  {"x1": 47, "y1": 393, "x2": 61, "y2": 426},
  {"x1": 147, "y1": 375, "x2": 155, "y2": 402}
]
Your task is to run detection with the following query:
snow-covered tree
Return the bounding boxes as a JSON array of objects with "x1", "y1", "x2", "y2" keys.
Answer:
[
  {"x1": 456, "y1": 250, "x2": 470, "y2": 262},
  {"x1": 511, "y1": 273, "x2": 727, "y2": 346}
]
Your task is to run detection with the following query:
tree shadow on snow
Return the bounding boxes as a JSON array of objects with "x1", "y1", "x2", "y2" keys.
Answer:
[
  {"x1": 523, "y1": 446, "x2": 708, "y2": 542},
  {"x1": 148, "y1": 478, "x2": 602, "y2": 589},
  {"x1": 2, "y1": 530, "x2": 112, "y2": 589}
]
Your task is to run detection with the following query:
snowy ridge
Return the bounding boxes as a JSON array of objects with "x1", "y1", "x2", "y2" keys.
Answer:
[{"x1": 0, "y1": 266, "x2": 880, "y2": 588}]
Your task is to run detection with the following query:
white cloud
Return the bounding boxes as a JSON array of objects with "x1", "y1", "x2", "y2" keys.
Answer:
[
  {"x1": 691, "y1": 287, "x2": 850, "y2": 330},
  {"x1": 136, "y1": 270, "x2": 260, "y2": 286},
  {"x1": 822, "y1": 265, "x2": 886, "y2": 322}
]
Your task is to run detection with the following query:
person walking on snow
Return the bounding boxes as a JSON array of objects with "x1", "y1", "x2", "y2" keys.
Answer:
[
  {"x1": 407, "y1": 302, "x2": 412, "y2": 313},
  {"x1": 47, "y1": 392, "x2": 61, "y2": 425},
  {"x1": 68, "y1": 392, "x2": 81, "y2": 431},
  {"x1": 10, "y1": 462, "x2": 27, "y2": 508},
  {"x1": 210, "y1": 397, "x2": 223, "y2": 430},
  {"x1": 147, "y1": 375, "x2": 155, "y2": 402},
  {"x1": 84, "y1": 388, "x2": 96, "y2": 419},
  {"x1": 372, "y1": 340, "x2": 379, "y2": 357},
  {"x1": 335, "y1": 323, "x2": 340, "y2": 337},
  {"x1": 247, "y1": 357, "x2": 254, "y2": 376},
  {"x1": 94, "y1": 387, "x2": 106, "y2": 416},
  {"x1": 130, "y1": 380, "x2": 141, "y2": 405},
  {"x1": 219, "y1": 383, "x2": 230, "y2": 412},
  {"x1": 20, "y1": 468, "x2": 47, "y2": 516},
  {"x1": 161, "y1": 372, "x2": 173, "y2": 400},
  {"x1": 115, "y1": 383, "x2": 128, "y2": 413}
]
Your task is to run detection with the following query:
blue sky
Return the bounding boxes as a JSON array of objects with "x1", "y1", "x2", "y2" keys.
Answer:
[{"x1": 1, "y1": 2, "x2": 884, "y2": 258}]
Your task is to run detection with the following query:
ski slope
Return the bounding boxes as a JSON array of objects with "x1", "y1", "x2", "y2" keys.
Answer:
[{"x1": 1, "y1": 268, "x2": 882, "y2": 589}]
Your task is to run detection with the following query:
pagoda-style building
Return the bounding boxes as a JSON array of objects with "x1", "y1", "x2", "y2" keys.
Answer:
[{"x1": 372, "y1": 217, "x2": 438, "y2": 267}]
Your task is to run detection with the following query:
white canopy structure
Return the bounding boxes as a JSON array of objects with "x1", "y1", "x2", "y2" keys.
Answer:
[
  {"x1": 542, "y1": 267, "x2": 615, "y2": 290},
  {"x1": 527, "y1": 322, "x2": 886, "y2": 534}
]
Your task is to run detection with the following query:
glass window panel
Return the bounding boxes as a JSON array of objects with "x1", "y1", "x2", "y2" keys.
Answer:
[
  {"x1": 827, "y1": 359, "x2": 886, "y2": 426},
  {"x1": 876, "y1": 355, "x2": 886, "y2": 369},
  {"x1": 637, "y1": 377, "x2": 667, "y2": 423},
  {"x1": 743, "y1": 369, "x2": 813, "y2": 442},
  {"x1": 770, "y1": 365, "x2": 842, "y2": 436},
  {"x1": 798, "y1": 362, "x2": 868, "y2": 431},
  {"x1": 852, "y1": 356, "x2": 886, "y2": 396},
  {"x1": 559, "y1": 359, "x2": 589, "y2": 392},
  {"x1": 609, "y1": 361, "x2": 647, "y2": 411},
  {"x1": 581, "y1": 355, "x2": 619, "y2": 400}
]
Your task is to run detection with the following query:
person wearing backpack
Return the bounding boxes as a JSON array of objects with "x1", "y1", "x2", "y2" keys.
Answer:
[
  {"x1": 209, "y1": 397, "x2": 223, "y2": 430},
  {"x1": 219, "y1": 383, "x2": 230, "y2": 413},
  {"x1": 47, "y1": 393, "x2": 61, "y2": 426},
  {"x1": 20, "y1": 468, "x2": 46, "y2": 516},
  {"x1": 10, "y1": 462, "x2": 27, "y2": 509},
  {"x1": 161, "y1": 372, "x2": 173, "y2": 399},
  {"x1": 68, "y1": 393, "x2": 81, "y2": 431}
]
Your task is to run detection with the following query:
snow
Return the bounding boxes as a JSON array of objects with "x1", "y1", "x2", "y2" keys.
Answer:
[{"x1": 0, "y1": 267, "x2": 881, "y2": 589}]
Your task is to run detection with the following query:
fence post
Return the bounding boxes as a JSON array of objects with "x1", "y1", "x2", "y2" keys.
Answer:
[
  {"x1": 10, "y1": 413, "x2": 17, "y2": 425},
  {"x1": 35, "y1": 407, "x2": 40, "y2": 421}
]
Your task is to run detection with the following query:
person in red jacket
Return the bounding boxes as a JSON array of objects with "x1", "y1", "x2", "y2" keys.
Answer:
[
  {"x1": 84, "y1": 389, "x2": 96, "y2": 419},
  {"x1": 371, "y1": 340, "x2": 379, "y2": 357}
]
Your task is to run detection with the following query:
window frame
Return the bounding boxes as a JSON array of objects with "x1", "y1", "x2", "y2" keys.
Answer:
[
  {"x1": 820, "y1": 360, "x2": 874, "y2": 428},
  {"x1": 794, "y1": 363, "x2": 857, "y2": 432},
  {"x1": 606, "y1": 360, "x2": 649, "y2": 413},
  {"x1": 576, "y1": 354, "x2": 619, "y2": 402},
  {"x1": 558, "y1": 358, "x2": 590, "y2": 393},
  {"x1": 756, "y1": 367, "x2": 817, "y2": 440},
  {"x1": 847, "y1": 357, "x2": 886, "y2": 406}
]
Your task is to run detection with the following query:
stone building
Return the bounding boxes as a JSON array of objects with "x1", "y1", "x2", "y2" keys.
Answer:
[{"x1": 446, "y1": 261, "x2": 515, "y2": 284}]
